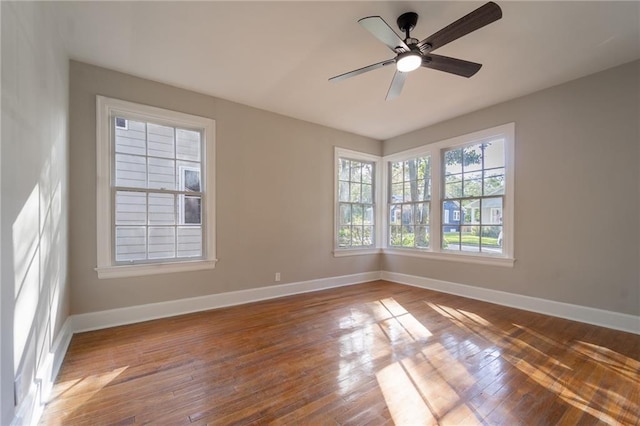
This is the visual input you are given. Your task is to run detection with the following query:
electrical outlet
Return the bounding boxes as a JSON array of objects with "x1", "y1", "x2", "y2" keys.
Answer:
[{"x1": 275, "y1": 272, "x2": 281, "y2": 282}]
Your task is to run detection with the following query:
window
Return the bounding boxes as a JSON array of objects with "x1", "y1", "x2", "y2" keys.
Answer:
[
  {"x1": 383, "y1": 123, "x2": 514, "y2": 266},
  {"x1": 388, "y1": 155, "x2": 431, "y2": 248},
  {"x1": 443, "y1": 139, "x2": 505, "y2": 254},
  {"x1": 335, "y1": 148, "x2": 381, "y2": 255},
  {"x1": 96, "y1": 96, "x2": 216, "y2": 278},
  {"x1": 115, "y1": 117, "x2": 128, "y2": 129}
]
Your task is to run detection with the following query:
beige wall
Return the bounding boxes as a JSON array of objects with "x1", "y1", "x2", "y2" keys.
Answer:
[
  {"x1": 69, "y1": 61, "x2": 382, "y2": 315},
  {"x1": 383, "y1": 60, "x2": 640, "y2": 316},
  {"x1": 1, "y1": 1, "x2": 70, "y2": 424}
]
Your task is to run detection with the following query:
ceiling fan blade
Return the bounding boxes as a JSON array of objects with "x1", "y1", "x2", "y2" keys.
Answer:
[
  {"x1": 422, "y1": 54, "x2": 482, "y2": 78},
  {"x1": 417, "y1": 2, "x2": 502, "y2": 53},
  {"x1": 359, "y1": 16, "x2": 409, "y2": 52},
  {"x1": 329, "y1": 59, "x2": 395, "y2": 83},
  {"x1": 386, "y1": 70, "x2": 408, "y2": 100}
]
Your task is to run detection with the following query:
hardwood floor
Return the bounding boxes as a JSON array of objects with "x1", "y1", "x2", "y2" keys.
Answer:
[{"x1": 41, "y1": 281, "x2": 640, "y2": 425}]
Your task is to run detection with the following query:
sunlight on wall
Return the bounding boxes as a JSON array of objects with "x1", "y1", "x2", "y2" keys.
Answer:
[{"x1": 13, "y1": 185, "x2": 41, "y2": 373}]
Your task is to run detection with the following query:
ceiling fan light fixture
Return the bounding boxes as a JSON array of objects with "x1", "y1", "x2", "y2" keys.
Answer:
[{"x1": 396, "y1": 51, "x2": 422, "y2": 72}]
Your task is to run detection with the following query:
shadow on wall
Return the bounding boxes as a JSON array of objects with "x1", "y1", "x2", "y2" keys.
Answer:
[{"x1": 10, "y1": 141, "x2": 67, "y2": 422}]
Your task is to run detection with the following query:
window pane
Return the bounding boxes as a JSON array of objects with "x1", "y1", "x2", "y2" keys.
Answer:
[
  {"x1": 442, "y1": 201, "x2": 460, "y2": 226},
  {"x1": 444, "y1": 148, "x2": 462, "y2": 175},
  {"x1": 443, "y1": 229, "x2": 460, "y2": 251},
  {"x1": 149, "y1": 193, "x2": 175, "y2": 225},
  {"x1": 148, "y1": 227, "x2": 176, "y2": 259},
  {"x1": 148, "y1": 157, "x2": 175, "y2": 190},
  {"x1": 115, "y1": 153, "x2": 146, "y2": 188},
  {"x1": 414, "y1": 226, "x2": 429, "y2": 248},
  {"x1": 352, "y1": 226, "x2": 363, "y2": 245},
  {"x1": 416, "y1": 203, "x2": 429, "y2": 225},
  {"x1": 362, "y1": 163, "x2": 372, "y2": 184},
  {"x1": 339, "y1": 181, "x2": 350, "y2": 202},
  {"x1": 350, "y1": 183, "x2": 361, "y2": 203},
  {"x1": 391, "y1": 162, "x2": 403, "y2": 184},
  {"x1": 339, "y1": 204, "x2": 351, "y2": 225},
  {"x1": 338, "y1": 226, "x2": 351, "y2": 247},
  {"x1": 481, "y1": 226, "x2": 502, "y2": 254},
  {"x1": 177, "y1": 226, "x2": 202, "y2": 257},
  {"x1": 444, "y1": 174, "x2": 462, "y2": 199},
  {"x1": 481, "y1": 198, "x2": 503, "y2": 225},
  {"x1": 181, "y1": 195, "x2": 202, "y2": 225},
  {"x1": 389, "y1": 205, "x2": 401, "y2": 226},
  {"x1": 176, "y1": 129, "x2": 201, "y2": 162},
  {"x1": 484, "y1": 168, "x2": 505, "y2": 195},
  {"x1": 415, "y1": 179, "x2": 427, "y2": 201},
  {"x1": 390, "y1": 226, "x2": 402, "y2": 246},
  {"x1": 352, "y1": 205, "x2": 363, "y2": 225},
  {"x1": 350, "y1": 161, "x2": 362, "y2": 182},
  {"x1": 391, "y1": 183, "x2": 403, "y2": 202},
  {"x1": 339, "y1": 159, "x2": 350, "y2": 181},
  {"x1": 363, "y1": 206, "x2": 374, "y2": 225},
  {"x1": 483, "y1": 139, "x2": 505, "y2": 169},
  {"x1": 462, "y1": 199, "x2": 480, "y2": 224},
  {"x1": 363, "y1": 226, "x2": 373, "y2": 246},
  {"x1": 463, "y1": 171, "x2": 482, "y2": 197},
  {"x1": 177, "y1": 161, "x2": 201, "y2": 191},
  {"x1": 464, "y1": 145, "x2": 483, "y2": 172},
  {"x1": 461, "y1": 226, "x2": 480, "y2": 253},
  {"x1": 361, "y1": 183, "x2": 372, "y2": 204},
  {"x1": 115, "y1": 119, "x2": 146, "y2": 156},
  {"x1": 402, "y1": 204, "x2": 413, "y2": 225},
  {"x1": 115, "y1": 226, "x2": 146, "y2": 262},
  {"x1": 401, "y1": 225, "x2": 414, "y2": 247},
  {"x1": 115, "y1": 191, "x2": 146, "y2": 225},
  {"x1": 147, "y1": 123, "x2": 175, "y2": 159}
]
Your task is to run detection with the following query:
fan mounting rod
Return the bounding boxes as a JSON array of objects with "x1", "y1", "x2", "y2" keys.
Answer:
[{"x1": 397, "y1": 12, "x2": 418, "y2": 39}]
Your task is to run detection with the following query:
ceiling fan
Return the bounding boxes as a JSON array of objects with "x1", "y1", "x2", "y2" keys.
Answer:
[{"x1": 329, "y1": 2, "x2": 502, "y2": 100}]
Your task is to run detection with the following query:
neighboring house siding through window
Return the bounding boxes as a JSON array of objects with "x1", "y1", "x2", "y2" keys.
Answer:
[{"x1": 96, "y1": 96, "x2": 217, "y2": 278}]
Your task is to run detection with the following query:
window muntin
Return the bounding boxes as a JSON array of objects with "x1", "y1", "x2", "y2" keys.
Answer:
[
  {"x1": 442, "y1": 139, "x2": 505, "y2": 254},
  {"x1": 337, "y1": 158, "x2": 375, "y2": 248},
  {"x1": 96, "y1": 96, "x2": 216, "y2": 278},
  {"x1": 388, "y1": 155, "x2": 431, "y2": 248},
  {"x1": 113, "y1": 117, "x2": 205, "y2": 264}
]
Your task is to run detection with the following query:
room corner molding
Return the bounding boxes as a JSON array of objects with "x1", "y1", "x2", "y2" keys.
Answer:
[{"x1": 381, "y1": 271, "x2": 640, "y2": 335}]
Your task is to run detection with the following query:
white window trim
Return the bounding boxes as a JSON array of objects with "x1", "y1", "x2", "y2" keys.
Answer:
[
  {"x1": 382, "y1": 123, "x2": 515, "y2": 267},
  {"x1": 333, "y1": 147, "x2": 383, "y2": 257},
  {"x1": 95, "y1": 96, "x2": 217, "y2": 279}
]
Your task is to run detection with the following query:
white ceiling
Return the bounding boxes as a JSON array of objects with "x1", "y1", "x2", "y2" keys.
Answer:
[{"x1": 56, "y1": 1, "x2": 640, "y2": 140}]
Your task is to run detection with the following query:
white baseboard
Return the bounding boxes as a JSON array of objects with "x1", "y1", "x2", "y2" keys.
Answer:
[
  {"x1": 11, "y1": 317, "x2": 73, "y2": 426},
  {"x1": 382, "y1": 271, "x2": 640, "y2": 335},
  {"x1": 72, "y1": 271, "x2": 383, "y2": 333}
]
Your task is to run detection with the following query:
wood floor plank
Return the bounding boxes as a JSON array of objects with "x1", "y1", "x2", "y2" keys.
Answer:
[{"x1": 40, "y1": 281, "x2": 640, "y2": 425}]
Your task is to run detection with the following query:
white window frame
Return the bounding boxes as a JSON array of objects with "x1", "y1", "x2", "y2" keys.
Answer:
[
  {"x1": 334, "y1": 147, "x2": 383, "y2": 257},
  {"x1": 95, "y1": 96, "x2": 217, "y2": 278},
  {"x1": 383, "y1": 123, "x2": 515, "y2": 267}
]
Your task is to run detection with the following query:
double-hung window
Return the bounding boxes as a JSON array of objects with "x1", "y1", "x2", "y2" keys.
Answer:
[
  {"x1": 96, "y1": 96, "x2": 216, "y2": 278},
  {"x1": 334, "y1": 148, "x2": 381, "y2": 255},
  {"x1": 388, "y1": 155, "x2": 431, "y2": 248},
  {"x1": 383, "y1": 123, "x2": 515, "y2": 266}
]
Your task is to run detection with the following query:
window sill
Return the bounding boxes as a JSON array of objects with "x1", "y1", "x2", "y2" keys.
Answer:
[
  {"x1": 95, "y1": 259, "x2": 218, "y2": 279},
  {"x1": 333, "y1": 248, "x2": 382, "y2": 258},
  {"x1": 383, "y1": 248, "x2": 515, "y2": 267}
]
